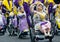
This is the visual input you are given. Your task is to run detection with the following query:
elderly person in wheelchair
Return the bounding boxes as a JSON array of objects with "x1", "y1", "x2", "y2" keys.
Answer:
[{"x1": 31, "y1": 2, "x2": 51, "y2": 37}]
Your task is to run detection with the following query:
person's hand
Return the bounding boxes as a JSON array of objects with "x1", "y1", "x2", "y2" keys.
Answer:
[
  {"x1": 58, "y1": 4, "x2": 60, "y2": 6},
  {"x1": 34, "y1": 11, "x2": 37, "y2": 14}
]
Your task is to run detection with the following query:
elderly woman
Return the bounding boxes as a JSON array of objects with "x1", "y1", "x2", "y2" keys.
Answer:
[{"x1": 30, "y1": 1, "x2": 51, "y2": 36}]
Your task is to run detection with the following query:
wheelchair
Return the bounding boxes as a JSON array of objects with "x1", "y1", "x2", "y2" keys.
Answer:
[{"x1": 29, "y1": 13, "x2": 54, "y2": 42}]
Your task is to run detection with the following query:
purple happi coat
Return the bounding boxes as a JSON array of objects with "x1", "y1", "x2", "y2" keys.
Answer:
[
  {"x1": 14, "y1": 0, "x2": 19, "y2": 8},
  {"x1": 0, "y1": 14, "x2": 7, "y2": 27},
  {"x1": 48, "y1": 3, "x2": 53, "y2": 14},
  {"x1": 18, "y1": 16, "x2": 28, "y2": 32},
  {"x1": 23, "y1": 2, "x2": 32, "y2": 27},
  {"x1": 2, "y1": 15, "x2": 7, "y2": 25},
  {"x1": 39, "y1": 0, "x2": 44, "y2": 3}
]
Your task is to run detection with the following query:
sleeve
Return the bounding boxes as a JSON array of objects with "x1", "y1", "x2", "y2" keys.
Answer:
[
  {"x1": 2, "y1": 15, "x2": 7, "y2": 25},
  {"x1": 53, "y1": 4, "x2": 57, "y2": 9},
  {"x1": 2, "y1": 5, "x2": 7, "y2": 13}
]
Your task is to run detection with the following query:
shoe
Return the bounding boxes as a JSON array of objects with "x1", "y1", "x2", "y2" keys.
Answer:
[
  {"x1": 48, "y1": 34, "x2": 52, "y2": 36},
  {"x1": 12, "y1": 34, "x2": 17, "y2": 36},
  {"x1": 45, "y1": 33, "x2": 49, "y2": 36},
  {"x1": 48, "y1": 33, "x2": 52, "y2": 36},
  {"x1": 18, "y1": 35, "x2": 24, "y2": 39}
]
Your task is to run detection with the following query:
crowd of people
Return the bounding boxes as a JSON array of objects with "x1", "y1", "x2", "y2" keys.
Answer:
[{"x1": 0, "y1": 0, "x2": 60, "y2": 38}]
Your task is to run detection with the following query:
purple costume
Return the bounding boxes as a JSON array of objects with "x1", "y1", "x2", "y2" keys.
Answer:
[
  {"x1": 18, "y1": 16, "x2": 28, "y2": 32},
  {"x1": 0, "y1": 15, "x2": 6, "y2": 29},
  {"x1": 23, "y1": 2, "x2": 31, "y2": 27},
  {"x1": 14, "y1": 0, "x2": 19, "y2": 8},
  {"x1": 2, "y1": 15, "x2": 7, "y2": 25},
  {"x1": 39, "y1": 0, "x2": 44, "y2": 3},
  {"x1": 48, "y1": 3, "x2": 53, "y2": 14}
]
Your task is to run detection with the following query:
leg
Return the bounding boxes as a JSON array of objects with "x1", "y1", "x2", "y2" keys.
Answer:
[
  {"x1": 46, "y1": 21, "x2": 51, "y2": 36},
  {"x1": 40, "y1": 25, "x2": 48, "y2": 36},
  {"x1": 44, "y1": 29, "x2": 48, "y2": 36}
]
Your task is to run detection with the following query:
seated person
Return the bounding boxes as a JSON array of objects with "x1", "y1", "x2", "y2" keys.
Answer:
[{"x1": 31, "y1": 2, "x2": 51, "y2": 36}]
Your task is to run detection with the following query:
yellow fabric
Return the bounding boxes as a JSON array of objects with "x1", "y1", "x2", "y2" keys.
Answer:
[
  {"x1": 24, "y1": 0, "x2": 33, "y2": 4},
  {"x1": 13, "y1": 6, "x2": 18, "y2": 15},
  {"x1": 2, "y1": 0, "x2": 12, "y2": 11},
  {"x1": 18, "y1": 12, "x2": 21, "y2": 14},
  {"x1": 56, "y1": 19, "x2": 60, "y2": 29},
  {"x1": 18, "y1": 0, "x2": 33, "y2": 6},
  {"x1": 9, "y1": 12, "x2": 14, "y2": 16},
  {"x1": 55, "y1": 12, "x2": 59, "y2": 17},
  {"x1": 5, "y1": 13, "x2": 9, "y2": 18},
  {"x1": 24, "y1": 0, "x2": 29, "y2": 3},
  {"x1": 40, "y1": 14, "x2": 46, "y2": 20},
  {"x1": 19, "y1": 0, "x2": 23, "y2": 6},
  {"x1": 34, "y1": 13, "x2": 46, "y2": 20},
  {"x1": 55, "y1": 7, "x2": 60, "y2": 18},
  {"x1": 28, "y1": 0, "x2": 33, "y2": 4},
  {"x1": 44, "y1": 0, "x2": 55, "y2": 4},
  {"x1": 55, "y1": 7, "x2": 60, "y2": 29}
]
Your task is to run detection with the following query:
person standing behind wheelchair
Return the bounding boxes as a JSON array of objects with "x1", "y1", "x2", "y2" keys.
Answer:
[{"x1": 17, "y1": 6, "x2": 29, "y2": 38}]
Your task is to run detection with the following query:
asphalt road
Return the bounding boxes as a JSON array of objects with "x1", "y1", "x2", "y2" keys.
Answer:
[{"x1": 0, "y1": 32, "x2": 60, "y2": 42}]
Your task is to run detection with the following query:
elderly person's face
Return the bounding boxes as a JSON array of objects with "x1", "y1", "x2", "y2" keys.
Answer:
[{"x1": 37, "y1": 4, "x2": 43, "y2": 11}]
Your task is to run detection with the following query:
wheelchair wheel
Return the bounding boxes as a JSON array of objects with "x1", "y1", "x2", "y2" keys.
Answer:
[
  {"x1": 30, "y1": 28, "x2": 38, "y2": 42},
  {"x1": 55, "y1": 30, "x2": 58, "y2": 35},
  {"x1": 8, "y1": 25, "x2": 14, "y2": 36},
  {"x1": 49, "y1": 28, "x2": 54, "y2": 42},
  {"x1": 54, "y1": 24, "x2": 58, "y2": 35},
  {"x1": 49, "y1": 38, "x2": 52, "y2": 42}
]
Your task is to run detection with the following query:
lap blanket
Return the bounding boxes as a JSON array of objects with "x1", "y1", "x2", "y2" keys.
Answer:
[{"x1": 35, "y1": 21, "x2": 51, "y2": 30}]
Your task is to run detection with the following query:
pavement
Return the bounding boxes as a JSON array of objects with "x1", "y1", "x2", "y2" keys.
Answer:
[{"x1": 0, "y1": 32, "x2": 60, "y2": 42}]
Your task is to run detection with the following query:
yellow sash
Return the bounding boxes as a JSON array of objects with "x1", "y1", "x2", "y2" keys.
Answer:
[
  {"x1": 19, "y1": 0, "x2": 24, "y2": 6},
  {"x1": 13, "y1": 6, "x2": 18, "y2": 15},
  {"x1": 2, "y1": 0, "x2": 12, "y2": 11},
  {"x1": 44, "y1": 0, "x2": 55, "y2": 4}
]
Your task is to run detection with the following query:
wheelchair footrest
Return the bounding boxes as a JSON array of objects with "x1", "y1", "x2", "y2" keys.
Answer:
[
  {"x1": 35, "y1": 35, "x2": 44, "y2": 40},
  {"x1": 45, "y1": 35, "x2": 53, "y2": 39}
]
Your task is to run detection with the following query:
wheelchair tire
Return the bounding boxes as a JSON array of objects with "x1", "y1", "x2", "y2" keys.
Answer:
[
  {"x1": 49, "y1": 38, "x2": 52, "y2": 42},
  {"x1": 29, "y1": 28, "x2": 37, "y2": 42},
  {"x1": 55, "y1": 24, "x2": 58, "y2": 35},
  {"x1": 55, "y1": 30, "x2": 58, "y2": 35}
]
